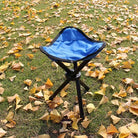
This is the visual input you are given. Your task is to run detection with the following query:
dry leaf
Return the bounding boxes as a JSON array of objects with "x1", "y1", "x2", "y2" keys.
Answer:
[
  {"x1": 34, "y1": 101, "x2": 43, "y2": 106},
  {"x1": 45, "y1": 78, "x2": 53, "y2": 88},
  {"x1": 23, "y1": 103, "x2": 33, "y2": 111},
  {"x1": 60, "y1": 90, "x2": 68, "y2": 97},
  {"x1": 122, "y1": 78, "x2": 134, "y2": 84},
  {"x1": 0, "y1": 87, "x2": 4, "y2": 94},
  {"x1": 50, "y1": 109, "x2": 61, "y2": 123},
  {"x1": 39, "y1": 111, "x2": 49, "y2": 122},
  {"x1": 74, "y1": 135, "x2": 88, "y2": 138},
  {"x1": 37, "y1": 134, "x2": 50, "y2": 138},
  {"x1": 27, "y1": 54, "x2": 34, "y2": 59},
  {"x1": 72, "y1": 118, "x2": 79, "y2": 130},
  {"x1": 6, "y1": 111, "x2": 14, "y2": 122},
  {"x1": 0, "y1": 128, "x2": 7, "y2": 137},
  {"x1": 59, "y1": 121, "x2": 71, "y2": 133},
  {"x1": 128, "y1": 123, "x2": 138, "y2": 135},
  {"x1": 81, "y1": 117, "x2": 91, "y2": 128},
  {"x1": 58, "y1": 133, "x2": 66, "y2": 138},
  {"x1": 24, "y1": 79, "x2": 32, "y2": 86},
  {"x1": 0, "y1": 62, "x2": 10, "y2": 72},
  {"x1": 34, "y1": 91, "x2": 43, "y2": 98},
  {"x1": 6, "y1": 120, "x2": 16, "y2": 128},
  {"x1": 98, "y1": 124, "x2": 107, "y2": 138},
  {"x1": 9, "y1": 75, "x2": 16, "y2": 82},
  {"x1": 99, "y1": 96, "x2": 109, "y2": 105},
  {"x1": 86, "y1": 103, "x2": 95, "y2": 113},
  {"x1": 0, "y1": 96, "x2": 5, "y2": 103},
  {"x1": 107, "y1": 124, "x2": 119, "y2": 134},
  {"x1": 111, "y1": 115, "x2": 121, "y2": 124}
]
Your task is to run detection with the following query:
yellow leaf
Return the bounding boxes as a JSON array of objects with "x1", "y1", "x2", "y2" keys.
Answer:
[
  {"x1": 128, "y1": 123, "x2": 138, "y2": 135},
  {"x1": 59, "y1": 121, "x2": 71, "y2": 133},
  {"x1": 45, "y1": 78, "x2": 53, "y2": 88},
  {"x1": 98, "y1": 71, "x2": 105, "y2": 80},
  {"x1": 27, "y1": 54, "x2": 34, "y2": 59},
  {"x1": 122, "y1": 61, "x2": 132, "y2": 69},
  {"x1": 50, "y1": 109, "x2": 61, "y2": 123},
  {"x1": 0, "y1": 62, "x2": 10, "y2": 72},
  {"x1": 24, "y1": 79, "x2": 32, "y2": 86},
  {"x1": 99, "y1": 96, "x2": 109, "y2": 105},
  {"x1": 95, "y1": 89, "x2": 105, "y2": 95},
  {"x1": 111, "y1": 115, "x2": 121, "y2": 124},
  {"x1": 9, "y1": 75, "x2": 16, "y2": 82},
  {"x1": 117, "y1": 105, "x2": 126, "y2": 114},
  {"x1": 45, "y1": 37, "x2": 52, "y2": 43},
  {"x1": 119, "y1": 126, "x2": 131, "y2": 138},
  {"x1": 14, "y1": 53, "x2": 22, "y2": 58},
  {"x1": 129, "y1": 107, "x2": 138, "y2": 116},
  {"x1": 81, "y1": 117, "x2": 91, "y2": 128},
  {"x1": 23, "y1": 103, "x2": 33, "y2": 111},
  {"x1": 86, "y1": 103, "x2": 95, "y2": 113},
  {"x1": 0, "y1": 128, "x2": 7, "y2": 137},
  {"x1": 6, "y1": 111, "x2": 14, "y2": 122},
  {"x1": 0, "y1": 72, "x2": 5, "y2": 79},
  {"x1": 0, "y1": 87, "x2": 4, "y2": 94},
  {"x1": 6, "y1": 120, "x2": 16, "y2": 128},
  {"x1": 107, "y1": 124, "x2": 119, "y2": 134},
  {"x1": 122, "y1": 78, "x2": 135, "y2": 85},
  {"x1": 37, "y1": 134, "x2": 50, "y2": 138},
  {"x1": 39, "y1": 111, "x2": 49, "y2": 122},
  {"x1": 72, "y1": 118, "x2": 79, "y2": 130},
  {"x1": 98, "y1": 124, "x2": 107, "y2": 138},
  {"x1": 74, "y1": 135, "x2": 88, "y2": 138},
  {"x1": 0, "y1": 96, "x2": 5, "y2": 103},
  {"x1": 34, "y1": 91, "x2": 43, "y2": 98},
  {"x1": 7, "y1": 94, "x2": 19, "y2": 103},
  {"x1": 34, "y1": 101, "x2": 43, "y2": 106},
  {"x1": 60, "y1": 90, "x2": 68, "y2": 97},
  {"x1": 43, "y1": 89, "x2": 52, "y2": 101},
  {"x1": 29, "y1": 87, "x2": 36, "y2": 94}
]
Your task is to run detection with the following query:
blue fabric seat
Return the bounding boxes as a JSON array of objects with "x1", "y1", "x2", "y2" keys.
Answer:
[{"x1": 40, "y1": 27, "x2": 106, "y2": 62}]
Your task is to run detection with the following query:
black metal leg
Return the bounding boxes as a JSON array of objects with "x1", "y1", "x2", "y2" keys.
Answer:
[
  {"x1": 80, "y1": 80, "x2": 90, "y2": 91},
  {"x1": 49, "y1": 79, "x2": 70, "y2": 100},
  {"x1": 76, "y1": 79, "x2": 84, "y2": 119}
]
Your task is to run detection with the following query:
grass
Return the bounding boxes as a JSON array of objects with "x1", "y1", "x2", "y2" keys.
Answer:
[{"x1": 0, "y1": 0, "x2": 138, "y2": 137}]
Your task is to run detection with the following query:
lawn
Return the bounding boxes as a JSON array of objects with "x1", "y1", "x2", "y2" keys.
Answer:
[{"x1": 0, "y1": 0, "x2": 138, "y2": 137}]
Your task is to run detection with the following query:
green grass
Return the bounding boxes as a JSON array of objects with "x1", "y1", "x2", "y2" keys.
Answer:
[{"x1": 0, "y1": 0, "x2": 138, "y2": 137}]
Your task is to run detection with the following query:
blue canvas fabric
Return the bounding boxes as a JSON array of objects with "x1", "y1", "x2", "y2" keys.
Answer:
[{"x1": 40, "y1": 27, "x2": 105, "y2": 62}]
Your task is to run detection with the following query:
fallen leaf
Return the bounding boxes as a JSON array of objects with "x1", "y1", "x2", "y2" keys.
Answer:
[
  {"x1": 111, "y1": 115, "x2": 121, "y2": 124},
  {"x1": 81, "y1": 117, "x2": 91, "y2": 128},
  {"x1": 0, "y1": 87, "x2": 4, "y2": 94},
  {"x1": 0, "y1": 62, "x2": 10, "y2": 72},
  {"x1": 50, "y1": 109, "x2": 62, "y2": 123},
  {"x1": 72, "y1": 118, "x2": 79, "y2": 130},
  {"x1": 0, "y1": 128, "x2": 7, "y2": 137},
  {"x1": 23, "y1": 103, "x2": 33, "y2": 111},
  {"x1": 128, "y1": 123, "x2": 138, "y2": 135},
  {"x1": 37, "y1": 134, "x2": 50, "y2": 138},
  {"x1": 86, "y1": 103, "x2": 95, "y2": 113},
  {"x1": 24, "y1": 79, "x2": 32, "y2": 86},
  {"x1": 9, "y1": 75, "x2": 16, "y2": 82},
  {"x1": 45, "y1": 78, "x2": 53, "y2": 88},
  {"x1": 0, "y1": 96, "x2": 5, "y2": 103},
  {"x1": 99, "y1": 95, "x2": 109, "y2": 105},
  {"x1": 39, "y1": 111, "x2": 49, "y2": 122},
  {"x1": 107, "y1": 124, "x2": 119, "y2": 134},
  {"x1": 27, "y1": 54, "x2": 34, "y2": 59},
  {"x1": 59, "y1": 121, "x2": 71, "y2": 133},
  {"x1": 98, "y1": 124, "x2": 107, "y2": 138},
  {"x1": 74, "y1": 135, "x2": 88, "y2": 138}
]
